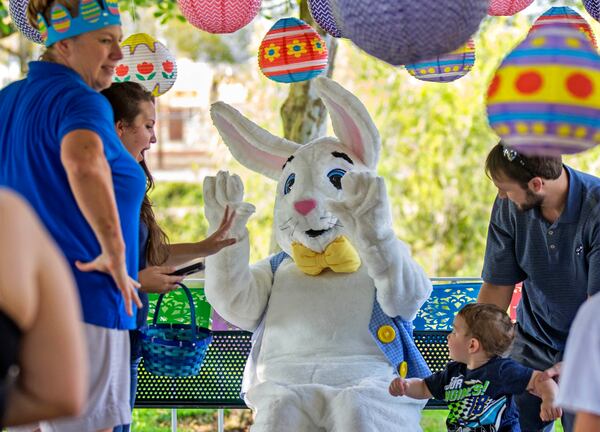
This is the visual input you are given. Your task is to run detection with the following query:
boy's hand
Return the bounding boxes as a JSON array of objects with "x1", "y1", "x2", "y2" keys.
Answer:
[
  {"x1": 540, "y1": 400, "x2": 562, "y2": 422},
  {"x1": 389, "y1": 377, "x2": 409, "y2": 397}
]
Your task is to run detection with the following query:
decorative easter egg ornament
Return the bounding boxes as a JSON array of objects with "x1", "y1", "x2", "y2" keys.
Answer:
[
  {"x1": 177, "y1": 0, "x2": 261, "y2": 34},
  {"x1": 530, "y1": 6, "x2": 597, "y2": 49},
  {"x1": 332, "y1": 0, "x2": 487, "y2": 66},
  {"x1": 8, "y1": 0, "x2": 43, "y2": 43},
  {"x1": 583, "y1": 0, "x2": 600, "y2": 23},
  {"x1": 258, "y1": 18, "x2": 328, "y2": 83},
  {"x1": 308, "y1": 0, "x2": 342, "y2": 38},
  {"x1": 488, "y1": 0, "x2": 533, "y2": 16},
  {"x1": 487, "y1": 24, "x2": 600, "y2": 156},
  {"x1": 115, "y1": 33, "x2": 178, "y2": 97},
  {"x1": 405, "y1": 39, "x2": 475, "y2": 83}
]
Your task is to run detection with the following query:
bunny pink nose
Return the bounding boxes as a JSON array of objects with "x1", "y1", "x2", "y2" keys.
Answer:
[{"x1": 294, "y1": 199, "x2": 317, "y2": 216}]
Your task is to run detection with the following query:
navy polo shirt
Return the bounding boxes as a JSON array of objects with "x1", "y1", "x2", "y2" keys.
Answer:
[
  {"x1": 0, "y1": 61, "x2": 146, "y2": 329},
  {"x1": 482, "y1": 165, "x2": 600, "y2": 351}
]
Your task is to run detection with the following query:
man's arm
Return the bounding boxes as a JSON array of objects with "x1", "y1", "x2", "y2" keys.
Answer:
[
  {"x1": 61, "y1": 129, "x2": 140, "y2": 315},
  {"x1": 528, "y1": 371, "x2": 562, "y2": 422},
  {"x1": 575, "y1": 412, "x2": 600, "y2": 432},
  {"x1": 477, "y1": 282, "x2": 515, "y2": 311}
]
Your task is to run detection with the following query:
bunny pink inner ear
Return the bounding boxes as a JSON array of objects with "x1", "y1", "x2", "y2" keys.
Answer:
[
  {"x1": 213, "y1": 115, "x2": 288, "y2": 178},
  {"x1": 327, "y1": 98, "x2": 365, "y2": 163}
]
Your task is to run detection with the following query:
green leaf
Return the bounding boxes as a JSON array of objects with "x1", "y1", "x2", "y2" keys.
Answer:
[
  {"x1": 135, "y1": 73, "x2": 146, "y2": 80},
  {"x1": 147, "y1": 72, "x2": 156, "y2": 80}
]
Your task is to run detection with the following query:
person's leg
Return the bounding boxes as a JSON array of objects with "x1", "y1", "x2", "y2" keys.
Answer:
[
  {"x1": 325, "y1": 378, "x2": 424, "y2": 432},
  {"x1": 246, "y1": 382, "x2": 323, "y2": 432},
  {"x1": 113, "y1": 357, "x2": 140, "y2": 432},
  {"x1": 40, "y1": 325, "x2": 131, "y2": 432},
  {"x1": 511, "y1": 325, "x2": 558, "y2": 432},
  {"x1": 560, "y1": 410, "x2": 576, "y2": 432}
]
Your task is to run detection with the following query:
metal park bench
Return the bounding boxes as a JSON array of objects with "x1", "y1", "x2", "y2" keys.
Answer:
[{"x1": 135, "y1": 278, "x2": 484, "y2": 432}]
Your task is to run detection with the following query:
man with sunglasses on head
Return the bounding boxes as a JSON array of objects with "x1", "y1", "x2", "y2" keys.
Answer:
[{"x1": 478, "y1": 141, "x2": 600, "y2": 432}]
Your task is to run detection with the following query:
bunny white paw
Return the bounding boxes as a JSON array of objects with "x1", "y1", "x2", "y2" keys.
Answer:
[
  {"x1": 326, "y1": 172, "x2": 393, "y2": 247},
  {"x1": 203, "y1": 171, "x2": 256, "y2": 239}
]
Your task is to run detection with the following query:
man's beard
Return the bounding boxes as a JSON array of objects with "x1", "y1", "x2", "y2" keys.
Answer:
[{"x1": 516, "y1": 189, "x2": 544, "y2": 212}]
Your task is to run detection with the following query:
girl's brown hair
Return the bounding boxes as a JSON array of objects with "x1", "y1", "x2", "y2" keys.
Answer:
[
  {"x1": 101, "y1": 82, "x2": 170, "y2": 267},
  {"x1": 458, "y1": 303, "x2": 515, "y2": 357}
]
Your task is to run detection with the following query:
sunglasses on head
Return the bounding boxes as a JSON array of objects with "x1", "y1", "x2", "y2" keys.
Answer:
[{"x1": 502, "y1": 146, "x2": 535, "y2": 179}]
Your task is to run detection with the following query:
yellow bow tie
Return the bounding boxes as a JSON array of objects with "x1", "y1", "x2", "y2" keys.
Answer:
[{"x1": 291, "y1": 236, "x2": 361, "y2": 276}]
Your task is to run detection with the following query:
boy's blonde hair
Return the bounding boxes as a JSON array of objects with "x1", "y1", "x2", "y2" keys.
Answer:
[{"x1": 458, "y1": 303, "x2": 515, "y2": 357}]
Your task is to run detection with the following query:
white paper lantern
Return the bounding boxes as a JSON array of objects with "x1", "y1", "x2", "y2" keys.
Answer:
[{"x1": 114, "y1": 33, "x2": 177, "y2": 97}]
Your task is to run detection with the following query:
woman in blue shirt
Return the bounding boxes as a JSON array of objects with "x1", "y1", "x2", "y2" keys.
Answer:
[{"x1": 102, "y1": 82, "x2": 236, "y2": 431}]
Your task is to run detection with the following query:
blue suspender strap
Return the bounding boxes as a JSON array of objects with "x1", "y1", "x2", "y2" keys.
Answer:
[{"x1": 369, "y1": 295, "x2": 431, "y2": 379}]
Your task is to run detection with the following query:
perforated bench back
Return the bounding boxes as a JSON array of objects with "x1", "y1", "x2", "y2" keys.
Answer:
[{"x1": 135, "y1": 280, "x2": 482, "y2": 409}]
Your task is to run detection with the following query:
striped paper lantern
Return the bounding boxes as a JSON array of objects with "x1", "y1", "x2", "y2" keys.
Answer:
[
  {"x1": 487, "y1": 24, "x2": 600, "y2": 156},
  {"x1": 8, "y1": 0, "x2": 43, "y2": 44},
  {"x1": 405, "y1": 39, "x2": 475, "y2": 83},
  {"x1": 308, "y1": 0, "x2": 342, "y2": 38},
  {"x1": 258, "y1": 18, "x2": 328, "y2": 83},
  {"x1": 584, "y1": 0, "x2": 600, "y2": 23},
  {"x1": 177, "y1": 0, "x2": 261, "y2": 34},
  {"x1": 488, "y1": 0, "x2": 533, "y2": 16},
  {"x1": 333, "y1": 0, "x2": 487, "y2": 66},
  {"x1": 529, "y1": 6, "x2": 597, "y2": 49},
  {"x1": 115, "y1": 33, "x2": 178, "y2": 97}
]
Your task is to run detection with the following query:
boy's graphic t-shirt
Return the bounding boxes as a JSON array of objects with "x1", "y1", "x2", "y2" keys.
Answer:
[{"x1": 424, "y1": 357, "x2": 533, "y2": 432}]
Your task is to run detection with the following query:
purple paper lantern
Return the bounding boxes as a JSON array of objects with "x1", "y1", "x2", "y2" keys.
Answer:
[
  {"x1": 333, "y1": 0, "x2": 488, "y2": 66},
  {"x1": 583, "y1": 0, "x2": 600, "y2": 22},
  {"x1": 308, "y1": 0, "x2": 342, "y2": 38},
  {"x1": 8, "y1": 0, "x2": 44, "y2": 44}
]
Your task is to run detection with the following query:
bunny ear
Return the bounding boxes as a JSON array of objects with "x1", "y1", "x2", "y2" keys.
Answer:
[
  {"x1": 211, "y1": 102, "x2": 301, "y2": 180},
  {"x1": 313, "y1": 77, "x2": 380, "y2": 169}
]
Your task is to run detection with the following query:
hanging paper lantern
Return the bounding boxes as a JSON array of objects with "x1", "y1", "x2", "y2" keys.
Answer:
[
  {"x1": 530, "y1": 6, "x2": 597, "y2": 49},
  {"x1": 487, "y1": 24, "x2": 600, "y2": 156},
  {"x1": 488, "y1": 0, "x2": 533, "y2": 16},
  {"x1": 331, "y1": 0, "x2": 487, "y2": 66},
  {"x1": 115, "y1": 33, "x2": 177, "y2": 97},
  {"x1": 308, "y1": 0, "x2": 342, "y2": 38},
  {"x1": 8, "y1": 0, "x2": 44, "y2": 44},
  {"x1": 405, "y1": 39, "x2": 475, "y2": 83},
  {"x1": 177, "y1": 0, "x2": 261, "y2": 34},
  {"x1": 583, "y1": 0, "x2": 600, "y2": 23},
  {"x1": 258, "y1": 18, "x2": 328, "y2": 84}
]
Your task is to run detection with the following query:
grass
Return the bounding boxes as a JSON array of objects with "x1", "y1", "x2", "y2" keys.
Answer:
[{"x1": 131, "y1": 408, "x2": 565, "y2": 431}]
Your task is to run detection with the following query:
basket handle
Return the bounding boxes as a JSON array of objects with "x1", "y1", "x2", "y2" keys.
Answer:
[{"x1": 152, "y1": 282, "x2": 197, "y2": 339}]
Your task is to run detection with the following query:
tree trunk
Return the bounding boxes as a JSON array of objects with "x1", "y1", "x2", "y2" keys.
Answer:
[
  {"x1": 270, "y1": 0, "x2": 338, "y2": 253},
  {"x1": 280, "y1": 0, "x2": 338, "y2": 143}
]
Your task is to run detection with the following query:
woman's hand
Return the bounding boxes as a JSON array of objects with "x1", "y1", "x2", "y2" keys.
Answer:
[
  {"x1": 75, "y1": 252, "x2": 141, "y2": 316},
  {"x1": 138, "y1": 266, "x2": 185, "y2": 294},
  {"x1": 198, "y1": 205, "x2": 237, "y2": 255}
]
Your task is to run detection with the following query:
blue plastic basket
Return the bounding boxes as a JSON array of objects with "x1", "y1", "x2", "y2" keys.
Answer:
[{"x1": 140, "y1": 283, "x2": 212, "y2": 377}]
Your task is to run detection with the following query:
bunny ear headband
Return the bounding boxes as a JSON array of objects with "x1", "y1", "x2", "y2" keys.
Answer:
[{"x1": 210, "y1": 77, "x2": 381, "y2": 180}]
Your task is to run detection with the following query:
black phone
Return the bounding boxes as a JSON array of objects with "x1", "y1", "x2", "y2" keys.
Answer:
[{"x1": 170, "y1": 260, "x2": 205, "y2": 276}]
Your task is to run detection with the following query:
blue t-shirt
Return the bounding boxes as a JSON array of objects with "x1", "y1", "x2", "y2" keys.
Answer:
[
  {"x1": 424, "y1": 357, "x2": 533, "y2": 432},
  {"x1": 0, "y1": 61, "x2": 146, "y2": 329},
  {"x1": 482, "y1": 166, "x2": 600, "y2": 351},
  {"x1": 130, "y1": 221, "x2": 150, "y2": 360}
]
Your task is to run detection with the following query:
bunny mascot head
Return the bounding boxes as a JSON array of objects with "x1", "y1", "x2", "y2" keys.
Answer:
[{"x1": 203, "y1": 77, "x2": 433, "y2": 431}]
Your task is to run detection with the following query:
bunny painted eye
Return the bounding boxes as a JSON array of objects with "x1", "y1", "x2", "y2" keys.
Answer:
[
  {"x1": 327, "y1": 168, "x2": 346, "y2": 190},
  {"x1": 284, "y1": 173, "x2": 295, "y2": 195}
]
